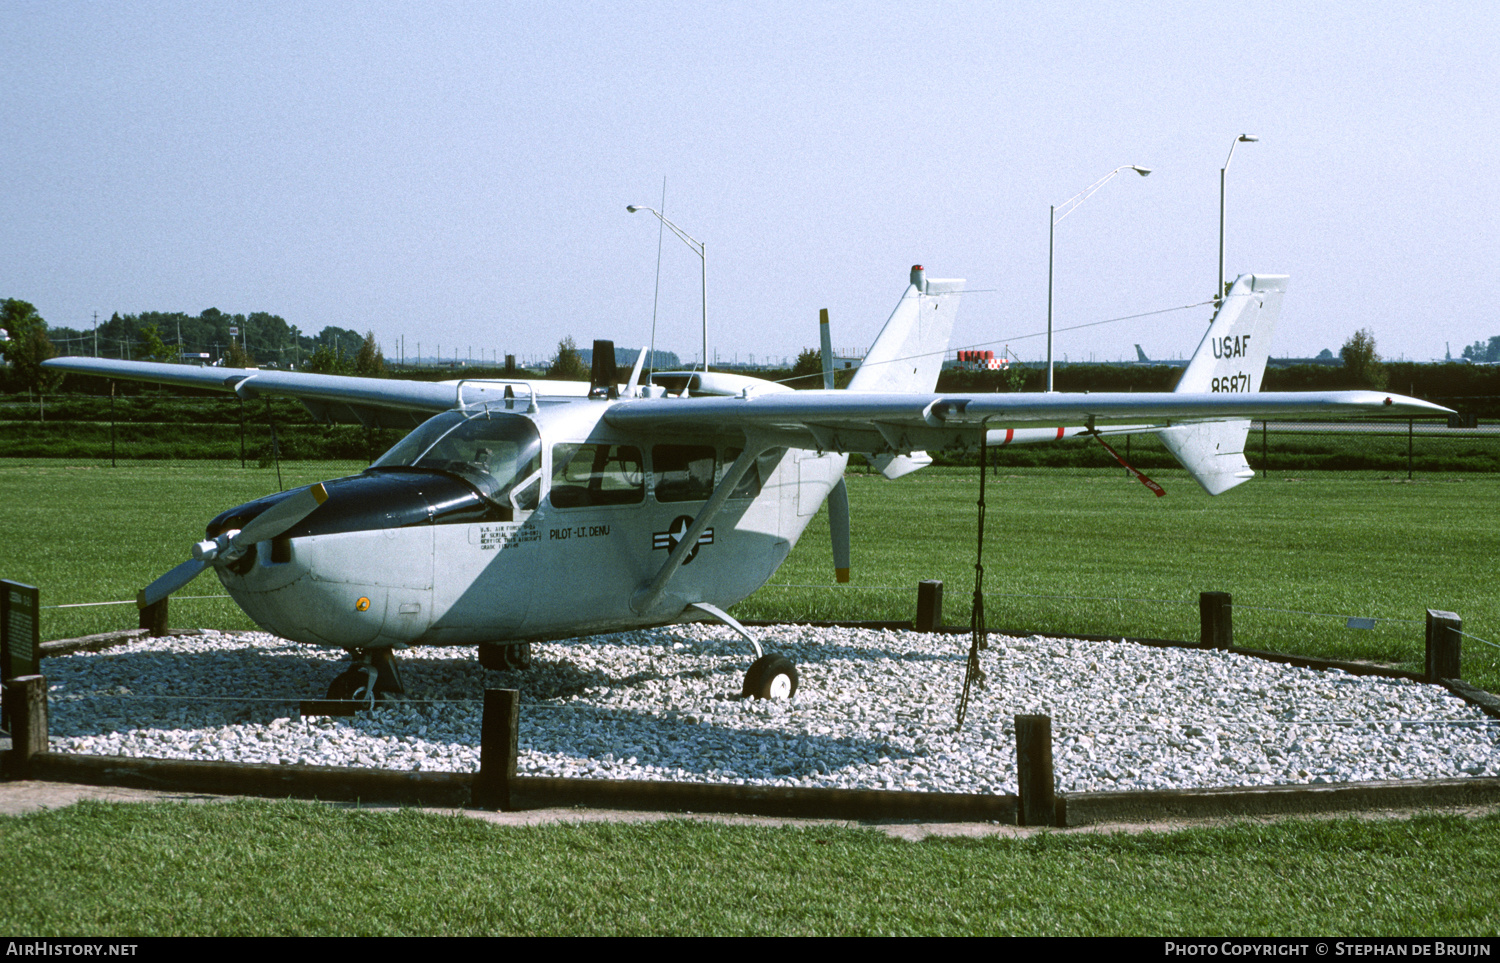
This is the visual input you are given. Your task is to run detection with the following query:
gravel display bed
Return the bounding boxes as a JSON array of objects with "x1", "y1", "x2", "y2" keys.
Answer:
[{"x1": 43, "y1": 625, "x2": 1500, "y2": 795}]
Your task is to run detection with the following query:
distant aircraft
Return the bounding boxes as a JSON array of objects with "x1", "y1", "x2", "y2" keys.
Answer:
[
  {"x1": 43, "y1": 269, "x2": 1451, "y2": 703},
  {"x1": 1131, "y1": 344, "x2": 1187, "y2": 367}
]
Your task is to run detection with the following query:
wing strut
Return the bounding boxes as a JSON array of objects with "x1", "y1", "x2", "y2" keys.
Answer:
[{"x1": 630, "y1": 442, "x2": 767, "y2": 618}]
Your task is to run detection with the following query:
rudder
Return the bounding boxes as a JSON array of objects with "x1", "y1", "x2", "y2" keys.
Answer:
[{"x1": 848, "y1": 265, "x2": 965, "y2": 393}]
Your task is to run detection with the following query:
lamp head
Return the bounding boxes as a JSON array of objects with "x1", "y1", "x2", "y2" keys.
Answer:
[
  {"x1": 626, "y1": 205, "x2": 641, "y2": 213},
  {"x1": 1238, "y1": 135, "x2": 1259, "y2": 142},
  {"x1": 1132, "y1": 167, "x2": 1152, "y2": 176}
]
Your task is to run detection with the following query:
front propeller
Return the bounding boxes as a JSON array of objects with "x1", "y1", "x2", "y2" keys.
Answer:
[{"x1": 137, "y1": 483, "x2": 329, "y2": 609}]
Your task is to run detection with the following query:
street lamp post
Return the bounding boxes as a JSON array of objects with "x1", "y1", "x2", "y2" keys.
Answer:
[
  {"x1": 627, "y1": 205, "x2": 707, "y2": 374},
  {"x1": 1047, "y1": 165, "x2": 1151, "y2": 392},
  {"x1": 1219, "y1": 134, "x2": 1259, "y2": 305}
]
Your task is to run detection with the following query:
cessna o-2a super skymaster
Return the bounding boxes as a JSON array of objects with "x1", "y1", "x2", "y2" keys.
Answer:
[{"x1": 44, "y1": 267, "x2": 1450, "y2": 703}]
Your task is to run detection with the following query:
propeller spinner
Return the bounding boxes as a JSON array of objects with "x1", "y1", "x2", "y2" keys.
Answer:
[{"x1": 138, "y1": 483, "x2": 329, "y2": 609}]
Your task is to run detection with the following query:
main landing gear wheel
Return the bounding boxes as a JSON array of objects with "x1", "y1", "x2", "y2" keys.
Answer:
[
  {"x1": 478, "y1": 641, "x2": 533, "y2": 672},
  {"x1": 742, "y1": 654, "x2": 799, "y2": 700}
]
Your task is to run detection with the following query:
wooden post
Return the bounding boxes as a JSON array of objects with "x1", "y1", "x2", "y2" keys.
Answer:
[
  {"x1": 139, "y1": 597, "x2": 168, "y2": 637},
  {"x1": 1200, "y1": 591, "x2": 1232, "y2": 649},
  {"x1": 1408, "y1": 418, "x2": 1414, "y2": 481},
  {"x1": 1015, "y1": 714, "x2": 1056, "y2": 827},
  {"x1": 4, "y1": 675, "x2": 47, "y2": 776},
  {"x1": 1425, "y1": 609, "x2": 1462, "y2": 681},
  {"x1": 915, "y1": 580, "x2": 944, "y2": 632},
  {"x1": 475, "y1": 688, "x2": 519, "y2": 810}
]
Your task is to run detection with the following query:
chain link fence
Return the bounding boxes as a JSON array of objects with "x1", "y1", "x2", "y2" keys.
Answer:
[
  {"x1": 5, "y1": 394, "x2": 1498, "y2": 480},
  {"x1": 0, "y1": 393, "x2": 401, "y2": 469},
  {"x1": 925, "y1": 420, "x2": 1500, "y2": 480}
]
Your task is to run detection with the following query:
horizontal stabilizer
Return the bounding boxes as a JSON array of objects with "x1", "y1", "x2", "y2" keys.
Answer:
[{"x1": 1156, "y1": 421, "x2": 1254, "y2": 495}]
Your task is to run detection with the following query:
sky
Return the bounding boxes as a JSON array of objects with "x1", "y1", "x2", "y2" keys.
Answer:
[{"x1": 4, "y1": 1, "x2": 1498, "y2": 369}]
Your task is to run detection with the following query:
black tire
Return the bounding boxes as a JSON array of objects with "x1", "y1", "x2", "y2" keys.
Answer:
[
  {"x1": 326, "y1": 668, "x2": 370, "y2": 702},
  {"x1": 479, "y1": 641, "x2": 533, "y2": 672},
  {"x1": 742, "y1": 654, "x2": 798, "y2": 700},
  {"x1": 505, "y1": 641, "x2": 533, "y2": 671}
]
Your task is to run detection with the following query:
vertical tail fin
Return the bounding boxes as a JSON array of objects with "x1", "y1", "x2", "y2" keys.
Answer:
[
  {"x1": 1174, "y1": 273, "x2": 1286, "y2": 394},
  {"x1": 847, "y1": 265, "x2": 964, "y2": 393},
  {"x1": 1157, "y1": 274, "x2": 1288, "y2": 494}
]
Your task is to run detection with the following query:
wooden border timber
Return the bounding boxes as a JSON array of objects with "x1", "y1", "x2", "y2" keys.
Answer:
[
  {"x1": 25, "y1": 751, "x2": 471, "y2": 807},
  {"x1": 1065, "y1": 776, "x2": 1500, "y2": 826},
  {"x1": 38, "y1": 627, "x2": 205, "y2": 658},
  {"x1": 20, "y1": 750, "x2": 1016, "y2": 822},
  {"x1": 16, "y1": 750, "x2": 1500, "y2": 827}
]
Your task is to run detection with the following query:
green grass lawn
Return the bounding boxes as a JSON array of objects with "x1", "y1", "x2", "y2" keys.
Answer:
[{"x1": 1, "y1": 800, "x2": 1498, "y2": 936}]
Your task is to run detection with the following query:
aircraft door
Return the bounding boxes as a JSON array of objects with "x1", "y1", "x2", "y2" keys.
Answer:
[{"x1": 517, "y1": 442, "x2": 648, "y2": 636}]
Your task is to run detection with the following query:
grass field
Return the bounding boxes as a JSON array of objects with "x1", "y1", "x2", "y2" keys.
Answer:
[
  {"x1": 2, "y1": 459, "x2": 1499, "y2": 936},
  {"x1": 3, "y1": 458, "x2": 1497, "y2": 691},
  {"x1": 1, "y1": 801, "x2": 1499, "y2": 936}
]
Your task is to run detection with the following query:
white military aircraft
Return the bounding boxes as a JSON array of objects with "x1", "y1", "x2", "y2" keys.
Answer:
[{"x1": 44, "y1": 267, "x2": 1450, "y2": 702}]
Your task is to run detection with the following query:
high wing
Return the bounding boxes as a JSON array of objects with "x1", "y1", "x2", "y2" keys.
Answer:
[
  {"x1": 609, "y1": 270, "x2": 1447, "y2": 453},
  {"x1": 39, "y1": 357, "x2": 587, "y2": 428},
  {"x1": 604, "y1": 388, "x2": 1452, "y2": 454}
]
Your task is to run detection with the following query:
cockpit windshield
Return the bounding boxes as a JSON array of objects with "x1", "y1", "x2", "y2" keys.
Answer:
[{"x1": 369, "y1": 409, "x2": 543, "y2": 507}]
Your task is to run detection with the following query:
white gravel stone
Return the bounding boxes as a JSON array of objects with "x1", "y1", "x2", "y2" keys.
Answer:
[{"x1": 41, "y1": 626, "x2": 1500, "y2": 794}]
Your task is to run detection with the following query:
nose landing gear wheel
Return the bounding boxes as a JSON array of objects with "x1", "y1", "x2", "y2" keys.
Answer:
[
  {"x1": 478, "y1": 641, "x2": 533, "y2": 672},
  {"x1": 326, "y1": 666, "x2": 377, "y2": 704},
  {"x1": 325, "y1": 647, "x2": 405, "y2": 708},
  {"x1": 742, "y1": 654, "x2": 798, "y2": 700}
]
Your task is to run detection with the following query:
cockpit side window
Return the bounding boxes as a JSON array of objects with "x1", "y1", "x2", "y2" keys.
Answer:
[
  {"x1": 550, "y1": 444, "x2": 644, "y2": 508},
  {"x1": 370, "y1": 409, "x2": 542, "y2": 507},
  {"x1": 370, "y1": 411, "x2": 464, "y2": 470}
]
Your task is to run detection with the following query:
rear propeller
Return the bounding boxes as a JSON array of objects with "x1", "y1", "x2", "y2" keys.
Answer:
[
  {"x1": 828, "y1": 476, "x2": 851, "y2": 583},
  {"x1": 138, "y1": 483, "x2": 329, "y2": 608}
]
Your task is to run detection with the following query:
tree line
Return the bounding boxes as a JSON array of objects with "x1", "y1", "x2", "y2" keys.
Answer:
[
  {"x1": 1460, "y1": 336, "x2": 1500, "y2": 364},
  {"x1": 40, "y1": 306, "x2": 372, "y2": 371}
]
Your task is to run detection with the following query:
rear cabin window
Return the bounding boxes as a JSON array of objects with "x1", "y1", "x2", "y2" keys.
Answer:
[
  {"x1": 653, "y1": 445, "x2": 716, "y2": 503},
  {"x1": 724, "y1": 446, "x2": 779, "y2": 499},
  {"x1": 550, "y1": 444, "x2": 644, "y2": 508}
]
